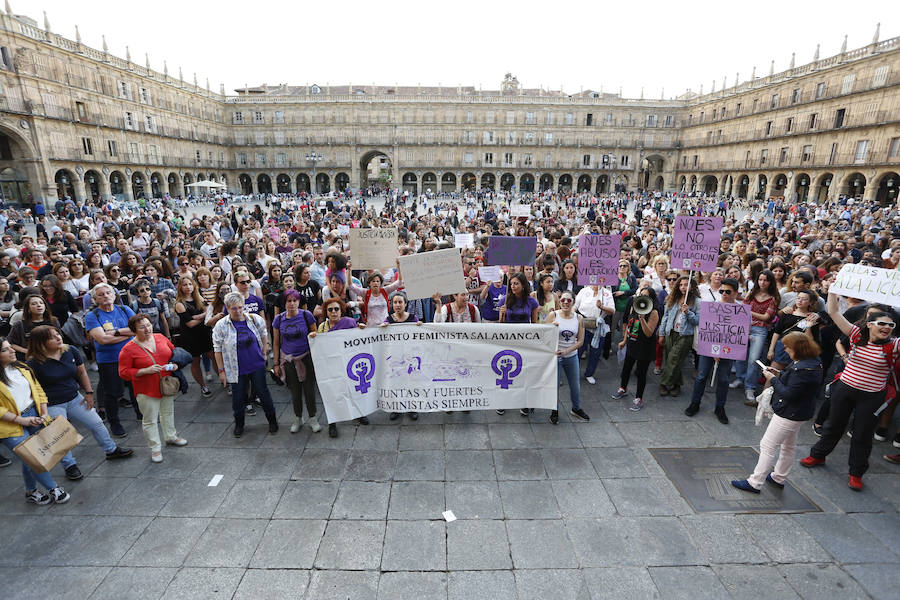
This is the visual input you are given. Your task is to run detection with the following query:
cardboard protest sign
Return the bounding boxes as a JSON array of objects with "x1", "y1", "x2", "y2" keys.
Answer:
[
  {"x1": 337, "y1": 224, "x2": 350, "y2": 236},
  {"x1": 485, "y1": 236, "x2": 536, "y2": 266},
  {"x1": 510, "y1": 204, "x2": 531, "y2": 218},
  {"x1": 398, "y1": 248, "x2": 466, "y2": 300},
  {"x1": 696, "y1": 301, "x2": 751, "y2": 360},
  {"x1": 830, "y1": 263, "x2": 900, "y2": 307},
  {"x1": 577, "y1": 234, "x2": 621, "y2": 286},
  {"x1": 454, "y1": 233, "x2": 474, "y2": 248},
  {"x1": 670, "y1": 216, "x2": 723, "y2": 272},
  {"x1": 349, "y1": 228, "x2": 398, "y2": 270},
  {"x1": 477, "y1": 265, "x2": 503, "y2": 283}
]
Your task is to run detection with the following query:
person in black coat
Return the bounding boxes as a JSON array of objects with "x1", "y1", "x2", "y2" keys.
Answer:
[{"x1": 732, "y1": 331, "x2": 823, "y2": 493}]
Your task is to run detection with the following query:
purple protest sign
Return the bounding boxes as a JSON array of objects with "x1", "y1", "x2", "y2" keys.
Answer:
[
  {"x1": 696, "y1": 301, "x2": 750, "y2": 360},
  {"x1": 485, "y1": 236, "x2": 537, "y2": 266},
  {"x1": 670, "y1": 216, "x2": 723, "y2": 272},
  {"x1": 577, "y1": 234, "x2": 621, "y2": 286}
]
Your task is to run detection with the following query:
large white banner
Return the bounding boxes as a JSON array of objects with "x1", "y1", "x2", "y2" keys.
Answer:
[
  {"x1": 831, "y1": 263, "x2": 900, "y2": 307},
  {"x1": 310, "y1": 323, "x2": 559, "y2": 422}
]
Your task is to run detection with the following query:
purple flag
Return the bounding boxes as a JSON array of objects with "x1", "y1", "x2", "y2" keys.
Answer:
[
  {"x1": 670, "y1": 216, "x2": 723, "y2": 272},
  {"x1": 696, "y1": 301, "x2": 750, "y2": 360},
  {"x1": 485, "y1": 236, "x2": 537, "y2": 266},
  {"x1": 577, "y1": 234, "x2": 621, "y2": 286}
]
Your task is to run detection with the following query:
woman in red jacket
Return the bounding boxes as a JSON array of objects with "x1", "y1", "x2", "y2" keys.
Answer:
[{"x1": 118, "y1": 314, "x2": 186, "y2": 463}]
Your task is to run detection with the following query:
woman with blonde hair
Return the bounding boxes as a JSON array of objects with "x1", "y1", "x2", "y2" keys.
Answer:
[{"x1": 174, "y1": 276, "x2": 214, "y2": 396}]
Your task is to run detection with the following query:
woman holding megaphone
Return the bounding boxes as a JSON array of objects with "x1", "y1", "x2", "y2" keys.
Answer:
[{"x1": 611, "y1": 283, "x2": 660, "y2": 412}]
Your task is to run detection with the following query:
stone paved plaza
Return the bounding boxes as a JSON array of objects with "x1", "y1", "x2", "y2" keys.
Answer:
[{"x1": 1, "y1": 361, "x2": 899, "y2": 600}]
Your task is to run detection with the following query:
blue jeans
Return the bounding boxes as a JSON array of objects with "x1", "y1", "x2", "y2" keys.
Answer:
[
  {"x1": 690, "y1": 356, "x2": 733, "y2": 409},
  {"x1": 0, "y1": 406, "x2": 60, "y2": 492},
  {"x1": 557, "y1": 353, "x2": 581, "y2": 411},
  {"x1": 581, "y1": 330, "x2": 604, "y2": 378},
  {"x1": 231, "y1": 367, "x2": 277, "y2": 421},
  {"x1": 734, "y1": 326, "x2": 769, "y2": 393},
  {"x1": 48, "y1": 393, "x2": 117, "y2": 468}
]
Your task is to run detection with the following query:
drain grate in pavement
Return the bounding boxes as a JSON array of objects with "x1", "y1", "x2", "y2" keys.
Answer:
[{"x1": 650, "y1": 447, "x2": 821, "y2": 514}]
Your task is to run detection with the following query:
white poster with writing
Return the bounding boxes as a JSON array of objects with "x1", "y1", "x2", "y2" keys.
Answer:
[
  {"x1": 310, "y1": 323, "x2": 558, "y2": 422},
  {"x1": 454, "y1": 233, "x2": 474, "y2": 248},
  {"x1": 398, "y1": 248, "x2": 466, "y2": 300},
  {"x1": 831, "y1": 263, "x2": 900, "y2": 307},
  {"x1": 348, "y1": 228, "x2": 398, "y2": 270}
]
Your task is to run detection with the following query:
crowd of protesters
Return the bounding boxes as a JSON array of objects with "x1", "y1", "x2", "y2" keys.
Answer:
[{"x1": 0, "y1": 184, "x2": 899, "y2": 505}]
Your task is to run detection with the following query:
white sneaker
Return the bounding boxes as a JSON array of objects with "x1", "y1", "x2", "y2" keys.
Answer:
[
  {"x1": 89, "y1": 362, "x2": 98, "y2": 372},
  {"x1": 290, "y1": 417, "x2": 302, "y2": 433},
  {"x1": 309, "y1": 415, "x2": 322, "y2": 433},
  {"x1": 745, "y1": 389, "x2": 756, "y2": 401},
  {"x1": 728, "y1": 380, "x2": 743, "y2": 389},
  {"x1": 585, "y1": 376, "x2": 596, "y2": 385}
]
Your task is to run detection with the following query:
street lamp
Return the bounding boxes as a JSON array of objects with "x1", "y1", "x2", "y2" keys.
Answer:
[{"x1": 306, "y1": 151, "x2": 324, "y2": 195}]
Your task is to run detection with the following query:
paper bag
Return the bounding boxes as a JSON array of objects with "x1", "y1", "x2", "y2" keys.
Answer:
[{"x1": 13, "y1": 416, "x2": 84, "y2": 473}]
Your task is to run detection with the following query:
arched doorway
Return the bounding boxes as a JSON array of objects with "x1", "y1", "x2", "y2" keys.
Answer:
[
  {"x1": 276, "y1": 174, "x2": 291, "y2": 194},
  {"x1": 640, "y1": 154, "x2": 665, "y2": 190},
  {"x1": 772, "y1": 173, "x2": 787, "y2": 197},
  {"x1": 132, "y1": 172, "x2": 146, "y2": 200},
  {"x1": 360, "y1": 150, "x2": 392, "y2": 189},
  {"x1": 577, "y1": 175, "x2": 591, "y2": 193},
  {"x1": 653, "y1": 176, "x2": 664, "y2": 192},
  {"x1": 876, "y1": 172, "x2": 899, "y2": 206},
  {"x1": 183, "y1": 173, "x2": 193, "y2": 194},
  {"x1": 500, "y1": 173, "x2": 516, "y2": 192},
  {"x1": 520, "y1": 173, "x2": 534, "y2": 193},
  {"x1": 461, "y1": 173, "x2": 476, "y2": 191},
  {"x1": 220, "y1": 175, "x2": 228, "y2": 192},
  {"x1": 0, "y1": 167, "x2": 32, "y2": 206},
  {"x1": 539, "y1": 174, "x2": 553, "y2": 192},
  {"x1": 150, "y1": 172, "x2": 163, "y2": 198},
  {"x1": 441, "y1": 172, "x2": 457, "y2": 193},
  {"x1": 756, "y1": 175, "x2": 767, "y2": 200},
  {"x1": 315, "y1": 173, "x2": 330, "y2": 194},
  {"x1": 794, "y1": 173, "x2": 811, "y2": 202},
  {"x1": 167, "y1": 173, "x2": 180, "y2": 196},
  {"x1": 239, "y1": 174, "x2": 253, "y2": 195},
  {"x1": 296, "y1": 174, "x2": 310, "y2": 194},
  {"x1": 701, "y1": 175, "x2": 718, "y2": 195},
  {"x1": 679, "y1": 176, "x2": 687, "y2": 192},
  {"x1": 558, "y1": 174, "x2": 573, "y2": 192},
  {"x1": 736, "y1": 175, "x2": 749, "y2": 199},
  {"x1": 402, "y1": 172, "x2": 418, "y2": 194},
  {"x1": 257, "y1": 174, "x2": 272, "y2": 195},
  {"x1": 813, "y1": 173, "x2": 833, "y2": 203},
  {"x1": 55, "y1": 169, "x2": 75, "y2": 200},
  {"x1": 614, "y1": 175, "x2": 628, "y2": 193},
  {"x1": 481, "y1": 173, "x2": 495, "y2": 191},
  {"x1": 84, "y1": 170, "x2": 102, "y2": 201},
  {"x1": 335, "y1": 173, "x2": 350, "y2": 192},
  {"x1": 109, "y1": 171, "x2": 125, "y2": 200},
  {"x1": 597, "y1": 175, "x2": 609, "y2": 194},
  {"x1": 843, "y1": 172, "x2": 866, "y2": 199},
  {"x1": 422, "y1": 172, "x2": 437, "y2": 194},
  {"x1": 689, "y1": 176, "x2": 697, "y2": 193}
]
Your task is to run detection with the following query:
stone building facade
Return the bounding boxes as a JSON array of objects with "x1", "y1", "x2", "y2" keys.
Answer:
[{"x1": 0, "y1": 9, "x2": 897, "y2": 208}]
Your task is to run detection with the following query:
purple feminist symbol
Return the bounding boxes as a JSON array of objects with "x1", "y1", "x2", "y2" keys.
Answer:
[
  {"x1": 347, "y1": 353, "x2": 375, "y2": 394},
  {"x1": 491, "y1": 350, "x2": 523, "y2": 390}
]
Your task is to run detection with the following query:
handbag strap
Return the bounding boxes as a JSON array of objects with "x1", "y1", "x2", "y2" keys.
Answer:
[{"x1": 136, "y1": 341, "x2": 164, "y2": 380}]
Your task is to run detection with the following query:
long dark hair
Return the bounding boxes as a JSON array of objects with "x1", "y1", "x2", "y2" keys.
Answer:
[
  {"x1": 856, "y1": 310, "x2": 894, "y2": 347},
  {"x1": 0, "y1": 337, "x2": 32, "y2": 385},
  {"x1": 505, "y1": 272, "x2": 531, "y2": 309},
  {"x1": 666, "y1": 276, "x2": 700, "y2": 308},
  {"x1": 536, "y1": 273, "x2": 555, "y2": 306},
  {"x1": 746, "y1": 269, "x2": 781, "y2": 307}
]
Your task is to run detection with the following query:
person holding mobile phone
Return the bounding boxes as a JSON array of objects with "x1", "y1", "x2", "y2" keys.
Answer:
[{"x1": 732, "y1": 332, "x2": 822, "y2": 494}]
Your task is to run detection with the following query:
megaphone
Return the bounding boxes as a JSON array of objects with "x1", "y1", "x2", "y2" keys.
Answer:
[{"x1": 633, "y1": 295, "x2": 653, "y2": 315}]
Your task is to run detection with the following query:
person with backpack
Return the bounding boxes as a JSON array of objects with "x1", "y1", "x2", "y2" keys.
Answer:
[
  {"x1": 433, "y1": 291, "x2": 482, "y2": 323},
  {"x1": 130, "y1": 281, "x2": 171, "y2": 337},
  {"x1": 801, "y1": 291, "x2": 900, "y2": 491},
  {"x1": 348, "y1": 267, "x2": 404, "y2": 328}
]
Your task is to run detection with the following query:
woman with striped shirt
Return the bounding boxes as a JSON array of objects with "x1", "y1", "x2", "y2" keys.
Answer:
[{"x1": 801, "y1": 291, "x2": 900, "y2": 491}]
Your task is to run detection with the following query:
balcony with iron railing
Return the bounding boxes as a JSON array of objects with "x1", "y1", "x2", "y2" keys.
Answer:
[{"x1": 675, "y1": 150, "x2": 899, "y2": 173}]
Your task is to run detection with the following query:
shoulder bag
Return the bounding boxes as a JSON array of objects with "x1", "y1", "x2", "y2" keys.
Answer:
[{"x1": 136, "y1": 341, "x2": 180, "y2": 397}]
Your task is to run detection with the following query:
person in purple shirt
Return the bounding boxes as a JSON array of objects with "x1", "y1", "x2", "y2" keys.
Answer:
[
  {"x1": 232, "y1": 273, "x2": 264, "y2": 316},
  {"x1": 272, "y1": 290, "x2": 319, "y2": 434},
  {"x1": 496, "y1": 272, "x2": 539, "y2": 416}
]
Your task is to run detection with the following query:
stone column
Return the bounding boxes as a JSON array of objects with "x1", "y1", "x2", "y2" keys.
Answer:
[
  {"x1": 72, "y1": 178, "x2": 87, "y2": 204},
  {"x1": 350, "y1": 144, "x2": 359, "y2": 191}
]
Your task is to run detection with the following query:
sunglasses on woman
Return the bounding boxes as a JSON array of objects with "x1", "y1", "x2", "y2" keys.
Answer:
[{"x1": 872, "y1": 321, "x2": 896, "y2": 329}]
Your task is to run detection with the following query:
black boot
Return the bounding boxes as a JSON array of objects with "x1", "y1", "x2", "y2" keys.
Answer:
[
  {"x1": 233, "y1": 415, "x2": 245, "y2": 438},
  {"x1": 267, "y1": 413, "x2": 279, "y2": 434}
]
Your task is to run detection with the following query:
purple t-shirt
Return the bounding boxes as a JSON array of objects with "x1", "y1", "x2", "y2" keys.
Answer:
[
  {"x1": 505, "y1": 296, "x2": 539, "y2": 323},
  {"x1": 233, "y1": 320, "x2": 266, "y2": 375},
  {"x1": 481, "y1": 284, "x2": 507, "y2": 321},
  {"x1": 273, "y1": 310, "x2": 315, "y2": 356}
]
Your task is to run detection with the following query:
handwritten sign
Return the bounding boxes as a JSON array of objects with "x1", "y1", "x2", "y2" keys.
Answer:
[
  {"x1": 485, "y1": 236, "x2": 536, "y2": 267},
  {"x1": 696, "y1": 301, "x2": 750, "y2": 360},
  {"x1": 670, "y1": 216, "x2": 723, "y2": 272},
  {"x1": 830, "y1": 263, "x2": 900, "y2": 307},
  {"x1": 510, "y1": 204, "x2": 531, "y2": 218},
  {"x1": 454, "y1": 233, "x2": 474, "y2": 248},
  {"x1": 337, "y1": 225, "x2": 350, "y2": 236},
  {"x1": 349, "y1": 228, "x2": 398, "y2": 270},
  {"x1": 577, "y1": 234, "x2": 621, "y2": 286},
  {"x1": 398, "y1": 248, "x2": 466, "y2": 300},
  {"x1": 477, "y1": 265, "x2": 503, "y2": 283}
]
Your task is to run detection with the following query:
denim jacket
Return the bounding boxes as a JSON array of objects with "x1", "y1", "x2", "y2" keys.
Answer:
[{"x1": 660, "y1": 298, "x2": 701, "y2": 337}]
